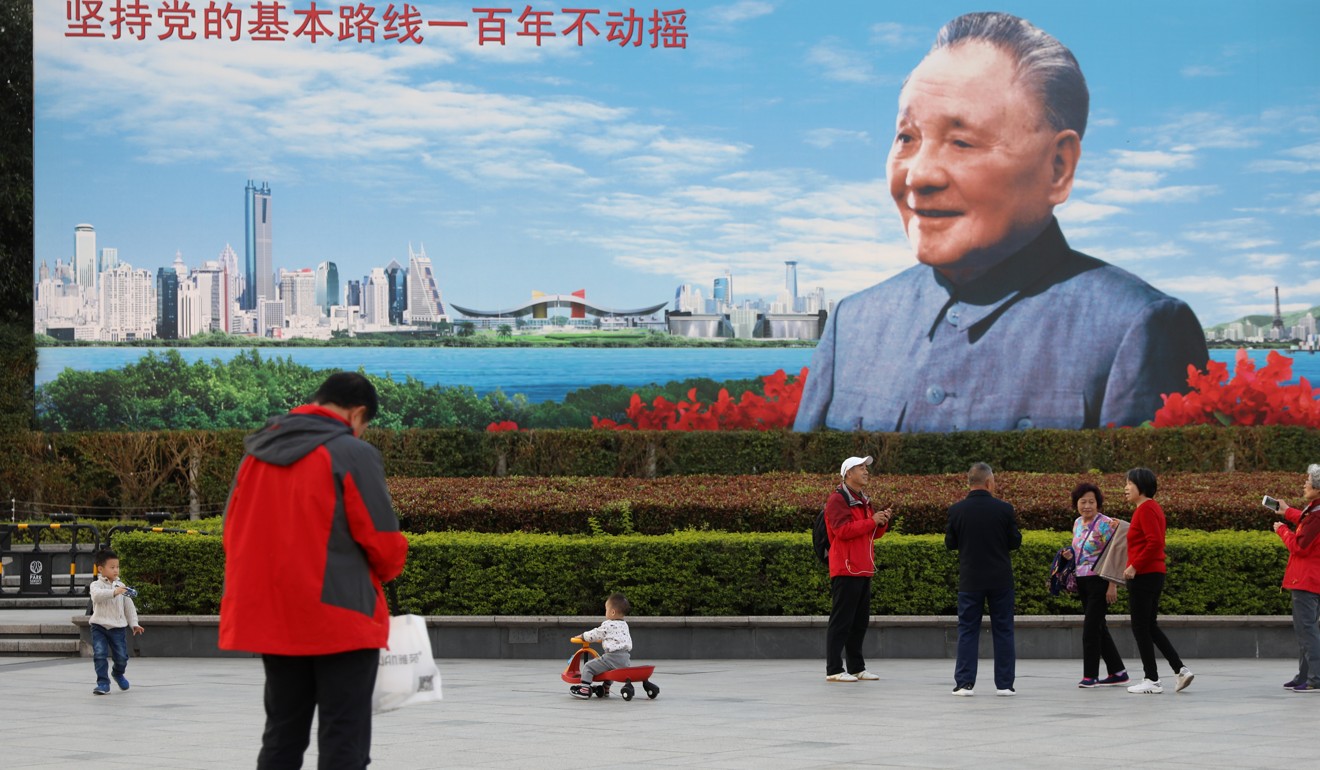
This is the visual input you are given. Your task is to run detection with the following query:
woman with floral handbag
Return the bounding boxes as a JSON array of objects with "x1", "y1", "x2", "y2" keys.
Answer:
[{"x1": 1064, "y1": 482, "x2": 1128, "y2": 689}]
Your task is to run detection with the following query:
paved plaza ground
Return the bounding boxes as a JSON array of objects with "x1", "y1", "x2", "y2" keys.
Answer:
[{"x1": 2, "y1": 652, "x2": 1313, "y2": 769}]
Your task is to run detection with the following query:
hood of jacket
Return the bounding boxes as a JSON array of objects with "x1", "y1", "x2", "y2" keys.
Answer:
[{"x1": 243, "y1": 405, "x2": 353, "y2": 467}]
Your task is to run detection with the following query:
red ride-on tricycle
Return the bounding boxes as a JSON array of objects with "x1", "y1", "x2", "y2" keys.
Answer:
[{"x1": 561, "y1": 636, "x2": 660, "y2": 701}]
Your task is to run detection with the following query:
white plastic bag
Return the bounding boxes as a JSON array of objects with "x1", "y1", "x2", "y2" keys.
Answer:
[{"x1": 372, "y1": 614, "x2": 443, "y2": 714}]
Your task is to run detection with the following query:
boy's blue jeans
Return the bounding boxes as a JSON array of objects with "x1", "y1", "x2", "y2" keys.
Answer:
[{"x1": 91, "y1": 623, "x2": 129, "y2": 688}]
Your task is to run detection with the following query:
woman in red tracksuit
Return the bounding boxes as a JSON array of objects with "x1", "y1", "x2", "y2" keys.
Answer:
[
  {"x1": 1271, "y1": 464, "x2": 1320, "y2": 693},
  {"x1": 1122, "y1": 467, "x2": 1194, "y2": 694},
  {"x1": 824, "y1": 456, "x2": 892, "y2": 682}
]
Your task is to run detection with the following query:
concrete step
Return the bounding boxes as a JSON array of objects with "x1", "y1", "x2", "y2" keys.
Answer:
[
  {"x1": 0, "y1": 596, "x2": 89, "y2": 609},
  {"x1": 0, "y1": 622, "x2": 82, "y2": 656}
]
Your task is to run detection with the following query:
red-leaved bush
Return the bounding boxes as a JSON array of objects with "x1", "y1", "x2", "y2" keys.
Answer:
[
  {"x1": 387, "y1": 471, "x2": 1301, "y2": 535},
  {"x1": 1155, "y1": 349, "x2": 1320, "y2": 428},
  {"x1": 590, "y1": 367, "x2": 807, "y2": 430}
]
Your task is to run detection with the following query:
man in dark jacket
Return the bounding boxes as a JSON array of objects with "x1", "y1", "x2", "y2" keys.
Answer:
[
  {"x1": 945, "y1": 462, "x2": 1021, "y2": 696},
  {"x1": 220, "y1": 372, "x2": 408, "y2": 770},
  {"x1": 824, "y1": 455, "x2": 892, "y2": 682}
]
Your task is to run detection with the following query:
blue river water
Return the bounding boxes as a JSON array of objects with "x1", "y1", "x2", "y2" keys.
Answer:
[{"x1": 33, "y1": 346, "x2": 1317, "y2": 404}]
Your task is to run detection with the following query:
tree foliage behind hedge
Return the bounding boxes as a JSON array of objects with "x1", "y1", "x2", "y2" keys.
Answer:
[{"x1": 116, "y1": 529, "x2": 1292, "y2": 617}]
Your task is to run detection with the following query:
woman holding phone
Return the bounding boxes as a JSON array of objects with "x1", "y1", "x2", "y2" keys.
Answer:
[
  {"x1": 1122, "y1": 467, "x2": 1194, "y2": 694},
  {"x1": 1270, "y1": 464, "x2": 1320, "y2": 693}
]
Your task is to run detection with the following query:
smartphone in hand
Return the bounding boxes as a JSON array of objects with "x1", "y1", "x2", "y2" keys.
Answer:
[{"x1": 1262, "y1": 495, "x2": 1282, "y2": 512}]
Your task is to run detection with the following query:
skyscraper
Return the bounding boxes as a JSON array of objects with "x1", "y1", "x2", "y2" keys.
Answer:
[
  {"x1": 99, "y1": 247, "x2": 119, "y2": 274},
  {"x1": 315, "y1": 261, "x2": 340, "y2": 314},
  {"x1": 345, "y1": 280, "x2": 361, "y2": 308},
  {"x1": 156, "y1": 267, "x2": 179, "y2": 339},
  {"x1": 364, "y1": 268, "x2": 390, "y2": 326},
  {"x1": 384, "y1": 259, "x2": 407, "y2": 325},
  {"x1": 99, "y1": 264, "x2": 154, "y2": 340},
  {"x1": 74, "y1": 223, "x2": 96, "y2": 291},
  {"x1": 243, "y1": 181, "x2": 273, "y2": 310},
  {"x1": 279, "y1": 268, "x2": 318, "y2": 321},
  {"x1": 406, "y1": 244, "x2": 446, "y2": 324},
  {"x1": 712, "y1": 276, "x2": 730, "y2": 308},
  {"x1": 784, "y1": 261, "x2": 799, "y2": 310}
]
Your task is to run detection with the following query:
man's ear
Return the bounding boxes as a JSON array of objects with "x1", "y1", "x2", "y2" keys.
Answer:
[{"x1": 1048, "y1": 130, "x2": 1081, "y2": 206}]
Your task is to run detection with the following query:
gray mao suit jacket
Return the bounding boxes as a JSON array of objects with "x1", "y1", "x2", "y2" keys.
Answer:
[{"x1": 793, "y1": 219, "x2": 1209, "y2": 433}]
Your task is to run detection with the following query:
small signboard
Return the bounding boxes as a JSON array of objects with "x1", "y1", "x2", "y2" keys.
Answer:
[{"x1": 19, "y1": 552, "x2": 53, "y2": 595}]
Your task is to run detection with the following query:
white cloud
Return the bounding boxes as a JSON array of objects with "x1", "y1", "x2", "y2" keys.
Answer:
[
  {"x1": 1110, "y1": 150, "x2": 1198, "y2": 170},
  {"x1": 707, "y1": 1, "x2": 776, "y2": 25},
  {"x1": 803, "y1": 128, "x2": 870, "y2": 149},
  {"x1": 1057, "y1": 200, "x2": 1125, "y2": 224},
  {"x1": 1160, "y1": 274, "x2": 1278, "y2": 296},
  {"x1": 1244, "y1": 252, "x2": 1291, "y2": 268},
  {"x1": 1090, "y1": 185, "x2": 1218, "y2": 205},
  {"x1": 806, "y1": 40, "x2": 874, "y2": 84},
  {"x1": 1181, "y1": 218, "x2": 1278, "y2": 251},
  {"x1": 869, "y1": 22, "x2": 923, "y2": 50}
]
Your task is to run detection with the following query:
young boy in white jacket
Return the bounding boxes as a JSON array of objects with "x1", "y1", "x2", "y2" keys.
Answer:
[{"x1": 88, "y1": 549, "x2": 144, "y2": 695}]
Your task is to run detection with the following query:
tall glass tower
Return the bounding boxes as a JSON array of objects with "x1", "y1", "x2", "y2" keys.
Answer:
[
  {"x1": 243, "y1": 181, "x2": 273, "y2": 310},
  {"x1": 156, "y1": 267, "x2": 179, "y2": 340},
  {"x1": 316, "y1": 261, "x2": 340, "y2": 314}
]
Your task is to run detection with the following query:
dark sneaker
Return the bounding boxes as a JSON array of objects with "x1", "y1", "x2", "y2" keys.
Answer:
[
  {"x1": 951, "y1": 684, "x2": 974, "y2": 697},
  {"x1": 1285, "y1": 678, "x2": 1302, "y2": 689},
  {"x1": 92, "y1": 685, "x2": 109, "y2": 695},
  {"x1": 114, "y1": 674, "x2": 130, "y2": 691},
  {"x1": 1291, "y1": 683, "x2": 1320, "y2": 693},
  {"x1": 570, "y1": 684, "x2": 592, "y2": 699},
  {"x1": 1078, "y1": 678, "x2": 1098, "y2": 688},
  {"x1": 1097, "y1": 672, "x2": 1130, "y2": 686}
]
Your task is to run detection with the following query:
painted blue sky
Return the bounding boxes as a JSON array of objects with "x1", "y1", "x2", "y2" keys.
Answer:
[{"x1": 33, "y1": 1, "x2": 1320, "y2": 325}]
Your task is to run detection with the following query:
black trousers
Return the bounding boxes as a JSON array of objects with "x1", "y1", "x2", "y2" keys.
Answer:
[
  {"x1": 1128, "y1": 572, "x2": 1185, "y2": 682},
  {"x1": 826, "y1": 576, "x2": 871, "y2": 675},
  {"x1": 1075, "y1": 575, "x2": 1125, "y2": 679},
  {"x1": 258, "y1": 648, "x2": 380, "y2": 770}
]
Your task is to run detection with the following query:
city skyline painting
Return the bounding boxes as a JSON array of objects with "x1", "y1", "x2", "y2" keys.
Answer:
[{"x1": 34, "y1": 1, "x2": 1320, "y2": 327}]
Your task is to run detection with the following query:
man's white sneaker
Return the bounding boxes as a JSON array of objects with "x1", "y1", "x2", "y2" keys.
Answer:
[
  {"x1": 826, "y1": 672, "x2": 859, "y2": 682},
  {"x1": 855, "y1": 670, "x2": 880, "y2": 681},
  {"x1": 1128, "y1": 678, "x2": 1164, "y2": 694},
  {"x1": 951, "y1": 684, "x2": 974, "y2": 696},
  {"x1": 1175, "y1": 667, "x2": 1194, "y2": 692},
  {"x1": 996, "y1": 688, "x2": 1016, "y2": 696}
]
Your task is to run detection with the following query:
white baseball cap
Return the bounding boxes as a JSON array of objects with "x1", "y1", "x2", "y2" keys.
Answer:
[{"x1": 840, "y1": 456, "x2": 873, "y2": 477}]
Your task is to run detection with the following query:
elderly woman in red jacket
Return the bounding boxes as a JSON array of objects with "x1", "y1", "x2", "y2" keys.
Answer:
[{"x1": 1272, "y1": 463, "x2": 1320, "y2": 693}]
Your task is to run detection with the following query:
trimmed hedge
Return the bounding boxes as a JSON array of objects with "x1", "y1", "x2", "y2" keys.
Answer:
[
  {"x1": 390, "y1": 471, "x2": 1299, "y2": 535},
  {"x1": 4, "y1": 425, "x2": 1320, "y2": 514},
  {"x1": 115, "y1": 529, "x2": 1292, "y2": 617}
]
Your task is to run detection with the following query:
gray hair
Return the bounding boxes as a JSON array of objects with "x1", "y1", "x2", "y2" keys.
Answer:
[
  {"x1": 929, "y1": 12, "x2": 1089, "y2": 139},
  {"x1": 1309, "y1": 464, "x2": 1320, "y2": 489},
  {"x1": 968, "y1": 462, "x2": 994, "y2": 487}
]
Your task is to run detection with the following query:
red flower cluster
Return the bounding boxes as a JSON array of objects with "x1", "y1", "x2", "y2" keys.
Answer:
[
  {"x1": 1153, "y1": 349, "x2": 1320, "y2": 428},
  {"x1": 591, "y1": 368, "x2": 808, "y2": 431},
  {"x1": 485, "y1": 420, "x2": 521, "y2": 432}
]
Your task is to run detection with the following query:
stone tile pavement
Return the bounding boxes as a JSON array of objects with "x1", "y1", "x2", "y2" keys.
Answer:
[{"x1": 1, "y1": 654, "x2": 1314, "y2": 769}]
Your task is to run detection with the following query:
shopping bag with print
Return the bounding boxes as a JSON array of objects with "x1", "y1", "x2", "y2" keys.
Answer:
[{"x1": 372, "y1": 614, "x2": 443, "y2": 714}]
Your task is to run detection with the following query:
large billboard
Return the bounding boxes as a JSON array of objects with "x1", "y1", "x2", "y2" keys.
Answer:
[{"x1": 33, "y1": 2, "x2": 1320, "y2": 431}]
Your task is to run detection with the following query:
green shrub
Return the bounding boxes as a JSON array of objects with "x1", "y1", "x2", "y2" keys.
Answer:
[{"x1": 116, "y1": 529, "x2": 1292, "y2": 617}]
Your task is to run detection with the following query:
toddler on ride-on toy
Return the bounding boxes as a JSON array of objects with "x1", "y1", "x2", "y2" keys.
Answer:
[{"x1": 562, "y1": 593, "x2": 658, "y2": 701}]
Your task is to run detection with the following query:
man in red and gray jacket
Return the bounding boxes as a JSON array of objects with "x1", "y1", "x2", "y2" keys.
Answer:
[
  {"x1": 824, "y1": 455, "x2": 893, "y2": 682},
  {"x1": 220, "y1": 372, "x2": 408, "y2": 769}
]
